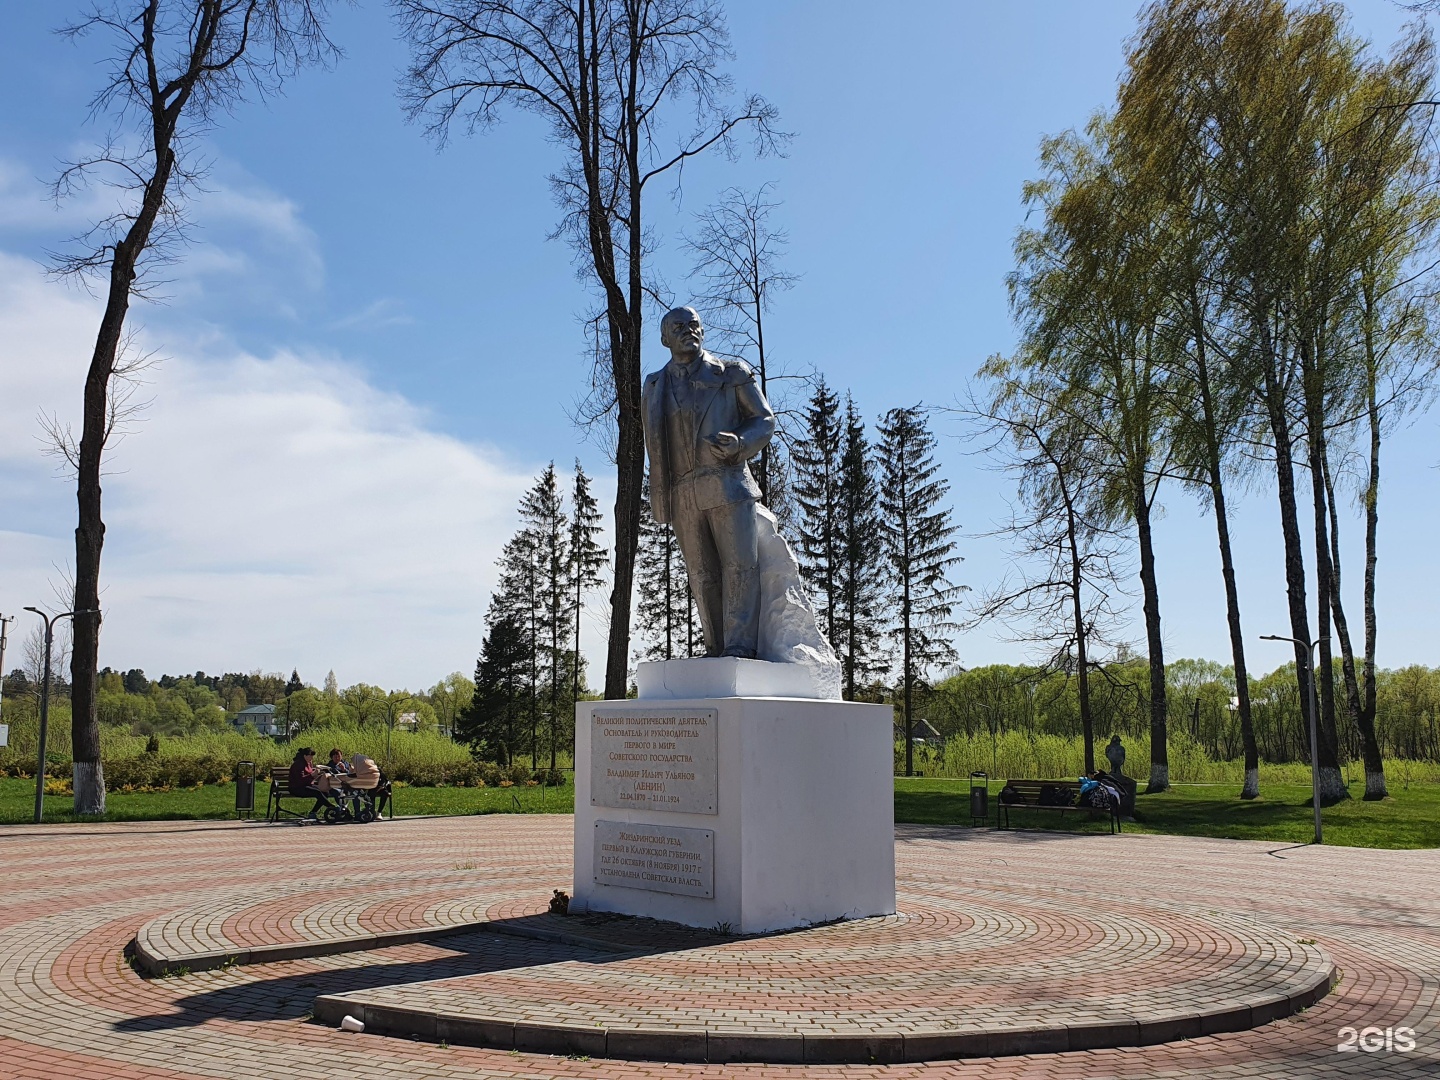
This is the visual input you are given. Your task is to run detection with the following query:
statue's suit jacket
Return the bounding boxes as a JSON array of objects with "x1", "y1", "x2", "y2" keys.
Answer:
[{"x1": 642, "y1": 354, "x2": 775, "y2": 524}]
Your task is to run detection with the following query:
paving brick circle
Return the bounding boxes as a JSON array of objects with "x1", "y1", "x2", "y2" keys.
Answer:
[
  {"x1": 310, "y1": 879, "x2": 1334, "y2": 1063},
  {"x1": 0, "y1": 815, "x2": 1435, "y2": 1079}
]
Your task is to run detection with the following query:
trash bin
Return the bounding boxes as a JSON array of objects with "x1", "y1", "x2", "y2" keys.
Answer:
[
  {"x1": 235, "y1": 760, "x2": 255, "y2": 819},
  {"x1": 969, "y1": 771, "x2": 988, "y2": 827}
]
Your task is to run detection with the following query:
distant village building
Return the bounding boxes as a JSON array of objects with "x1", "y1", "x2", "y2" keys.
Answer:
[{"x1": 232, "y1": 703, "x2": 282, "y2": 737}]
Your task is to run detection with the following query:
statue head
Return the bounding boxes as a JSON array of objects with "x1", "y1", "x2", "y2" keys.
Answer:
[{"x1": 660, "y1": 306, "x2": 704, "y2": 361}]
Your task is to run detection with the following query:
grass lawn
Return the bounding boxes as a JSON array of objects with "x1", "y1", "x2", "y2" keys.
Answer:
[
  {"x1": 894, "y1": 777, "x2": 1440, "y2": 849},
  {"x1": 0, "y1": 777, "x2": 574, "y2": 825},
  {"x1": 5, "y1": 776, "x2": 1434, "y2": 849}
]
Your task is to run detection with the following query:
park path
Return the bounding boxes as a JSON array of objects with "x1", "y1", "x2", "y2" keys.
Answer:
[{"x1": 0, "y1": 814, "x2": 1434, "y2": 1078}]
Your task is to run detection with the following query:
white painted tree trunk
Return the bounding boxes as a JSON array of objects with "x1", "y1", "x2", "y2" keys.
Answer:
[
  {"x1": 1146, "y1": 763, "x2": 1169, "y2": 794},
  {"x1": 73, "y1": 761, "x2": 105, "y2": 816},
  {"x1": 1364, "y1": 770, "x2": 1387, "y2": 801},
  {"x1": 1317, "y1": 765, "x2": 1348, "y2": 804},
  {"x1": 1241, "y1": 767, "x2": 1260, "y2": 800}
]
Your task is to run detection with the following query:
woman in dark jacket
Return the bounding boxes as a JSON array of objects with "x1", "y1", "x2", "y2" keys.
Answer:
[{"x1": 288, "y1": 747, "x2": 334, "y2": 819}]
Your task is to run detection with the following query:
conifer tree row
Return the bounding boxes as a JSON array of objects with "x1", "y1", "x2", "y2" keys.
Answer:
[
  {"x1": 460, "y1": 463, "x2": 607, "y2": 767},
  {"x1": 787, "y1": 386, "x2": 959, "y2": 716}
]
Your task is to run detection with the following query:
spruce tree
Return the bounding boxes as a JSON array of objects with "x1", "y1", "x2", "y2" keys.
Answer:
[
  {"x1": 877, "y1": 405, "x2": 962, "y2": 776},
  {"x1": 459, "y1": 614, "x2": 527, "y2": 764},
  {"x1": 792, "y1": 378, "x2": 843, "y2": 639},
  {"x1": 763, "y1": 438, "x2": 798, "y2": 536},
  {"x1": 491, "y1": 526, "x2": 541, "y2": 768},
  {"x1": 835, "y1": 396, "x2": 889, "y2": 700},
  {"x1": 635, "y1": 481, "x2": 699, "y2": 661},
  {"x1": 517, "y1": 465, "x2": 570, "y2": 770},
  {"x1": 568, "y1": 462, "x2": 607, "y2": 707}
]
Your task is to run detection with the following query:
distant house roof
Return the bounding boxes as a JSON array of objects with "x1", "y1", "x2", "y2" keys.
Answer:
[{"x1": 235, "y1": 704, "x2": 276, "y2": 717}]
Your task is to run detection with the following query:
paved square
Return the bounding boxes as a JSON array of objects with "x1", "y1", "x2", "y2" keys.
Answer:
[{"x1": 0, "y1": 814, "x2": 1434, "y2": 1078}]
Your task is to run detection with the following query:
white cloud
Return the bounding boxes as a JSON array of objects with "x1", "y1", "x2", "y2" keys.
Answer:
[
  {"x1": 0, "y1": 154, "x2": 326, "y2": 322},
  {"x1": 183, "y1": 178, "x2": 326, "y2": 297},
  {"x1": 0, "y1": 154, "x2": 123, "y2": 235},
  {"x1": 327, "y1": 297, "x2": 414, "y2": 332},
  {"x1": 0, "y1": 251, "x2": 544, "y2": 689}
]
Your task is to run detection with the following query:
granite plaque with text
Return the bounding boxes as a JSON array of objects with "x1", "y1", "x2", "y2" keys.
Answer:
[
  {"x1": 591, "y1": 708, "x2": 718, "y2": 814},
  {"x1": 593, "y1": 819, "x2": 714, "y2": 898}
]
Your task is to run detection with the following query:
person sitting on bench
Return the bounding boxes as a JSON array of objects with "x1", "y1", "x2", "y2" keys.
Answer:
[{"x1": 288, "y1": 747, "x2": 335, "y2": 819}]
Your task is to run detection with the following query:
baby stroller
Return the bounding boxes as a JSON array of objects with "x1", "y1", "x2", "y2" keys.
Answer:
[{"x1": 323, "y1": 755, "x2": 385, "y2": 824}]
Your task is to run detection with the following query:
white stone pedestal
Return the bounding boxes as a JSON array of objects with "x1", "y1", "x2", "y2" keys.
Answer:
[
  {"x1": 572, "y1": 687, "x2": 895, "y2": 935},
  {"x1": 633, "y1": 656, "x2": 820, "y2": 700}
]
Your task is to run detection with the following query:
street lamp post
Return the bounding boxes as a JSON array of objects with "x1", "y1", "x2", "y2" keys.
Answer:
[
  {"x1": 1259, "y1": 633, "x2": 1327, "y2": 845},
  {"x1": 0, "y1": 613, "x2": 14, "y2": 735},
  {"x1": 24, "y1": 607, "x2": 93, "y2": 824}
]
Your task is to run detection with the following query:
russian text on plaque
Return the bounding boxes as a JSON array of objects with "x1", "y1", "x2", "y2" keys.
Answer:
[
  {"x1": 590, "y1": 708, "x2": 718, "y2": 814},
  {"x1": 593, "y1": 819, "x2": 715, "y2": 898}
]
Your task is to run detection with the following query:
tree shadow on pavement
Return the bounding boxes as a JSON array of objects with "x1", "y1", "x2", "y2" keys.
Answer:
[
  {"x1": 896, "y1": 820, "x2": 1123, "y2": 842},
  {"x1": 111, "y1": 927, "x2": 620, "y2": 1033},
  {"x1": 112, "y1": 911, "x2": 749, "y2": 1034}
]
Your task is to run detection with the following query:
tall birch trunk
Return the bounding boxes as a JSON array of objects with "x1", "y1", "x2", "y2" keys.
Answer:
[{"x1": 1187, "y1": 288, "x2": 1260, "y2": 798}]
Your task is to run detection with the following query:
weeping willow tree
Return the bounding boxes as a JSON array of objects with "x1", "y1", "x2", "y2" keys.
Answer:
[
  {"x1": 996, "y1": 0, "x2": 1440, "y2": 803},
  {"x1": 1004, "y1": 121, "x2": 1177, "y2": 792},
  {"x1": 1114, "y1": 0, "x2": 1440, "y2": 802}
]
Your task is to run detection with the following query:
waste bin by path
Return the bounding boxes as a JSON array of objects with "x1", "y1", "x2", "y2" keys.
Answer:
[
  {"x1": 235, "y1": 761, "x2": 255, "y2": 819},
  {"x1": 969, "y1": 771, "x2": 988, "y2": 827}
]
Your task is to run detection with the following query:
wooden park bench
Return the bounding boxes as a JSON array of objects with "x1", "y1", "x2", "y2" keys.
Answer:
[
  {"x1": 996, "y1": 778, "x2": 1121, "y2": 834},
  {"x1": 265, "y1": 766, "x2": 395, "y2": 823},
  {"x1": 265, "y1": 767, "x2": 316, "y2": 823}
]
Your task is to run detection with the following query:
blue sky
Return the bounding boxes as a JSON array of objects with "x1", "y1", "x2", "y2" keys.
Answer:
[{"x1": 0, "y1": 0, "x2": 1434, "y2": 690}]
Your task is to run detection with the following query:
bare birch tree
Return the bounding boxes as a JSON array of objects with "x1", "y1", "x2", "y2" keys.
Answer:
[
  {"x1": 52, "y1": 0, "x2": 339, "y2": 814},
  {"x1": 683, "y1": 182, "x2": 798, "y2": 500},
  {"x1": 395, "y1": 0, "x2": 783, "y2": 699}
]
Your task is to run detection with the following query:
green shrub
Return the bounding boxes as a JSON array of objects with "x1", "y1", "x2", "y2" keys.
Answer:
[
  {"x1": 478, "y1": 762, "x2": 504, "y2": 787},
  {"x1": 505, "y1": 762, "x2": 532, "y2": 784}
]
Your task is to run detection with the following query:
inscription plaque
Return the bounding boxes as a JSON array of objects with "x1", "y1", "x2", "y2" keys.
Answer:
[
  {"x1": 593, "y1": 819, "x2": 714, "y2": 898},
  {"x1": 591, "y1": 708, "x2": 717, "y2": 814}
]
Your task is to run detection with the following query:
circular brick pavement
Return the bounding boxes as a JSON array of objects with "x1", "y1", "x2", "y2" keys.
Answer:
[
  {"x1": 0, "y1": 815, "x2": 1435, "y2": 1079},
  {"x1": 309, "y1": 881, "x2": 1335, "y2": 1063}
]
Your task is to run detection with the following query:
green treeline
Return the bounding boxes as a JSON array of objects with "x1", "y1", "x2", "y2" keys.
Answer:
[
  {"x1": 920, "y1": 659, "x2": 1440, "y2": 769},
  {"x1": 0, "y1": 664, "x2": 477, "y2": 788}
]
